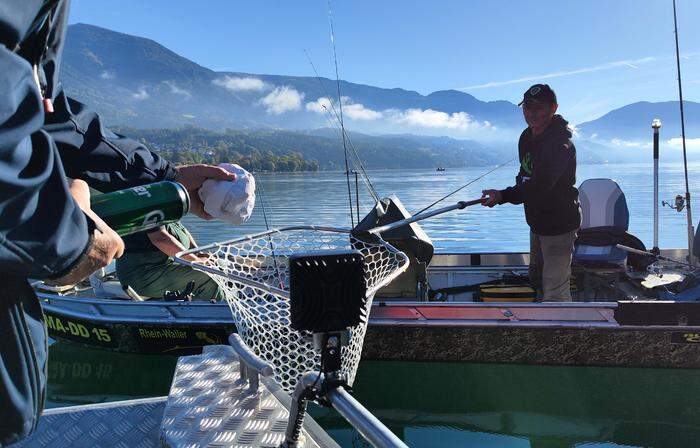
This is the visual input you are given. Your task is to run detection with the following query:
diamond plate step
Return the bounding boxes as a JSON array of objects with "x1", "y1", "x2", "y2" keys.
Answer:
[
  {"x1": 161, "y1": 344, "x2": 339, "y2": 448},
  {"x1": 15, "y1": 396, "x2": 166, "y2": 448}
]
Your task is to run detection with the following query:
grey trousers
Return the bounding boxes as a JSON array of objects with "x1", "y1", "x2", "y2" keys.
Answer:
[{"x1": 529, "y1": 229, "x2": 578, "y2": 302}]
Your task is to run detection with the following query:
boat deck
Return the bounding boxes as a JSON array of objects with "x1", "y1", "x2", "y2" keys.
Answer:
[
  {"x1": 16, "y1": 345, "x2": 339, "y2": 448},
  {"x1": 14, "y1": 397, "x2": 166, "y2": 448}
]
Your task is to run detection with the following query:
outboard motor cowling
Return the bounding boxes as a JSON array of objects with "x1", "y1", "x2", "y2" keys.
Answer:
[{"x1": 353, "y1": 195, "x2": 434, "y2": 299}]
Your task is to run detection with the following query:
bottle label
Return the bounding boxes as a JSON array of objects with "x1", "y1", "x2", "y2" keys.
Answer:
[
  {"x1": 132, "y1": 185, "x2": 153, "y2": 198},
  {"x1": 142, "y1": 210, "x2": 166, "y2": 227}
]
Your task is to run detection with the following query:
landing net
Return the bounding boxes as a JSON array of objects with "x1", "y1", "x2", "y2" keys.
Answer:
[{"x1": 175, "y1": 226, "x2": 408, "y2": 393}]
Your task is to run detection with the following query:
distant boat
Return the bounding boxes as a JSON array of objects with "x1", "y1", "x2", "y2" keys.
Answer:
[{"x1": 436, "y1": 167, "x2": 445, "y2": 172}]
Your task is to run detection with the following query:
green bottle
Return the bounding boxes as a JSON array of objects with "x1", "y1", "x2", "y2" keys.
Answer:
[{"x1": 90, "y1": 181, "x2": 190, "y2": 236}]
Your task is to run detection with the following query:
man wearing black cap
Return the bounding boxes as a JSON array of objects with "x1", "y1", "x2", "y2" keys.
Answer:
[{"x1": 482, "y1": 84, "x2": 581, "y2": 301}]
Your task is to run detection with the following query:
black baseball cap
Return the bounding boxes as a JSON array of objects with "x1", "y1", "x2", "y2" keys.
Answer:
[{"x1": 518, "y1": 84, "x2": 557, "y2": 106}]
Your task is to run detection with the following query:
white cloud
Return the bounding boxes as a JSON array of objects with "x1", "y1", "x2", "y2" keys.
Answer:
[
  {"x1": 568, "y1": 123, "x2": 580, "y2": 138},
  {"x1": 344, "y1": 102, "x2": 382, "y2": 121},
  {"x1": 260, "y1": 86, "x2": 304, "y2": 115},
  {"x1": 100, "y1": 70, "x2": 115, "y2": 80},
  {"x1": 163, "y1": 81, "x2": 191, "y2": 98},
  {"x1": 460, "y1": 51, "x2": 700, "y2": 91},
  {"x1": 213, "y1": 76, "x2": 266, "y2": 92},
  {"x1": 459, "y1": 56, "x2": 657, "y2": 90},
  {"x1": 610, "y1": 138, "x2": 647, "y2": 148},
  {"x1": 667, "y1": 137, "x2": 700, "y2": 150},
  {"x1": 389, "y1": 108, "x2": 492, "y2": 130},
  {"x1": 306, "y1": 97, "x2": 333, "y2": 114},
  {"x1": 132, "y1": 87, "x2": 149, "y2": 101},
  {"x1": 305, "y1": 96, "x2": 382, "y2": 121}
]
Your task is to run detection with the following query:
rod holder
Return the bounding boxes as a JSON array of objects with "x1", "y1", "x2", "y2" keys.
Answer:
[{"x1": 228, "y1": 333, "x2": 274, "y2": 394}]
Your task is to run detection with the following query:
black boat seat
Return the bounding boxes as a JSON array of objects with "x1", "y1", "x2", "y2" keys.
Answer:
[{"x1": 573, "y1": 179, "x2": 629, "y2": 265}]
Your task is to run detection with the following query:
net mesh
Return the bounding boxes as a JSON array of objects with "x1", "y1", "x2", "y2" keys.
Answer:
[{"x1": 176, "y1": 227, "x2": 407, "y2": 393}]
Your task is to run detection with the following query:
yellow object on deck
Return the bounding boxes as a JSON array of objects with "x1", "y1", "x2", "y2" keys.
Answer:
[{"x1": 478, "y1": 285, "x2": 536, "y2": 302}]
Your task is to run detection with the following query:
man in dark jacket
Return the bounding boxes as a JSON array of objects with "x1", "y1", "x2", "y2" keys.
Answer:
[
  {"x1": 0, "y1": 1, "x2": 235, "y2": 444},
  {"x1": 482, "y1": 84, "x2": 581, "y2": 301}
]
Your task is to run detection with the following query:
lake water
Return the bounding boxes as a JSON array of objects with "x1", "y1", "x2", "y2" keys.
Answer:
[
  {"x1": 45, "y1": 343, "x2": 700, "y2": 448},
  {"x1": 183, "y1": 162, "x2": 700, "y2": 253},
  {"x1": 45, "y1": 163, "x2": 700, "y2": 447}
]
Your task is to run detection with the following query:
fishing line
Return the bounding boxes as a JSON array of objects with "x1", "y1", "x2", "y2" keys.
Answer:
[
  {"x1": 255, "y1": 167, "x2": 282, "y2": 286},
  {"x1": 414, "y1": 158, "x2": 514, "y2": 216},
  {"x1": 315, "y1": 104, "x2": 362, "y2": 219},
  {"x1": 304, "y1": 50, "x2": 380, "y2": 203},
  {"x1": 327, "y1": 0, "x2": 355, "y2": 227}
]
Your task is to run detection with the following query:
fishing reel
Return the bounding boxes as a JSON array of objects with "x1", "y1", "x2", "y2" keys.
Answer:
[
  {"x1": 163, "y1": 281, "x2": 196, "y2": 301},
  {"x1": 662, "y1": 194, "x2": 685, "y2": 212}
]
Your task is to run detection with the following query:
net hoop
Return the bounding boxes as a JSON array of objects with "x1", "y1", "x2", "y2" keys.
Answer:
[{"x1": 175, "y1": 226, "x2": 408, "y2": 392}]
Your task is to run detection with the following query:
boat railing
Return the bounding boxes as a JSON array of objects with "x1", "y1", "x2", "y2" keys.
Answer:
[
  {"x1": 324, "y1": 384, "x2": 408, "y2": 448},
  {"x1": 228, "y1": 333, "x2": 407, "y2": 448}
]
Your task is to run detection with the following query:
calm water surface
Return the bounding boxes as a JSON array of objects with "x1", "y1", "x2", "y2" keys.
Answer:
[
  {"x1": 45, "y1": 343, "x2": 700, "y2": 448},
  {"x1": 183, "y1": 162, "x2": 700, "y2": 252},
  {"x1": 46, "y1": 163, "x2": 700, "y2": 447}
]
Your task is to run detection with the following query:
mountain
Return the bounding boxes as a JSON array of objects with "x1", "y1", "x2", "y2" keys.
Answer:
[
  {"x1": 114, "y1": 126, "x2": 504, "y2": 170},
  {"x1": 60, "y1": 23, "x2": 695, "y2": 167},
  {"x1": 61, "y1": 24, "x2": 523, "y2": 133},
  {"x1": 578, "y1": 101, "x2": 700, "y2": 142}
]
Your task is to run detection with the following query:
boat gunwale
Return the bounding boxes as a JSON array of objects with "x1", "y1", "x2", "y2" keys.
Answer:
[{"x1": 42, "y1": 293, "x2": 700, "y2": 332}]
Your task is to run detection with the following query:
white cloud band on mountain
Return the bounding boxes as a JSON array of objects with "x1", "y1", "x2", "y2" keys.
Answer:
[
  {"x1": 306, "y1": 97, "x2": 494, "y2": 133},
  {"x1": 610, "y1": 138, "x2": 647, "y2": 148},
  {"x1": 163, "y1": 81, "x2": 191, "y2": 98},
  {"x1": 667, "y1": 137, "x2": 700, "y2": 150},
  {"x1": 213, "y1": 76, "x2": 266, "y2": 92},
  {"x1": 306, "y1": 96, "x2": 382, "y2": 121},
  {"x1": 132, "y1": 87, "x2": 149, "y2": 100},
  {"x1": 389, "y1": 108, "x2": 492, "y2": 130},
  {"x1": 344, "y1": 102, "x2": 382, "y2": 120},
  {"x1": 261, "y1": 86, "x2": 304, "y2": 114},
  {"x1": 306, "y1": 97, "x2": 332, "y2": 114}
]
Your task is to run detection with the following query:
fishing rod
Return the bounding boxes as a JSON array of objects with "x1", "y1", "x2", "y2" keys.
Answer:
[
  {"x1": 327, "y1": 0, "x2": 355, "y2": 228},
  {"x1": 616, "y1": 244, "x2": 695, "y2": 270},
  {"x1": 303, "y1": 50, "x2": 380, "y2": 203},
  {"x1": 314, "y1": 101, "x2": 366, "y2": 218},
  {"x1": 672, "y1": 0, "x2": 695, "y2": 265},
  {"x1": 367, "y1": 198, "x2": 483, "y2": 235},
  {"x1": 414, "y1": 158, "x2": 514, "y2": 215},
  {"x1": 303, "y1": 86, "x2": 371, "y2": 223}
]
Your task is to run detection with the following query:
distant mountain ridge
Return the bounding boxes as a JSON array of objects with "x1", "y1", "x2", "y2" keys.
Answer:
[
  {"x1": 578, "y1": 101, "x2": 700, "y2": 141},
  {"x1": 61, "y1": 24, "x2": 523, "y2": 132},
  {"x1": 60, "y1": 23, "x2": 700, "y2": 163}
]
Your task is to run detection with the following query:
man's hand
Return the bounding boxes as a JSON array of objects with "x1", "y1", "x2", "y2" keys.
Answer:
[
  {"x1": 481, "y1": 189, "x2": 503, "y2": 208},
  {"x1": 50, "y1": 180, "x2": 125, "y2": 286},
  {"x1": 174, "y1": 164, "x2": 237, "y2": 220}
]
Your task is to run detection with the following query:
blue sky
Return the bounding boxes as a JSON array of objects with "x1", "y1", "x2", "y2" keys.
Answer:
[{"x1": 69, "y1": 0, "x2": 700, "y2": 124}]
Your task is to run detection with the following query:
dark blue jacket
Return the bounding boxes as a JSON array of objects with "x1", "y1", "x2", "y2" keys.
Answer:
[
  {"x1": 0, "y1": 1, "x2": 175, "y2": 444},
  {"x1": 500, "y1": 115, "x2": 581, "y2": 236}
]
